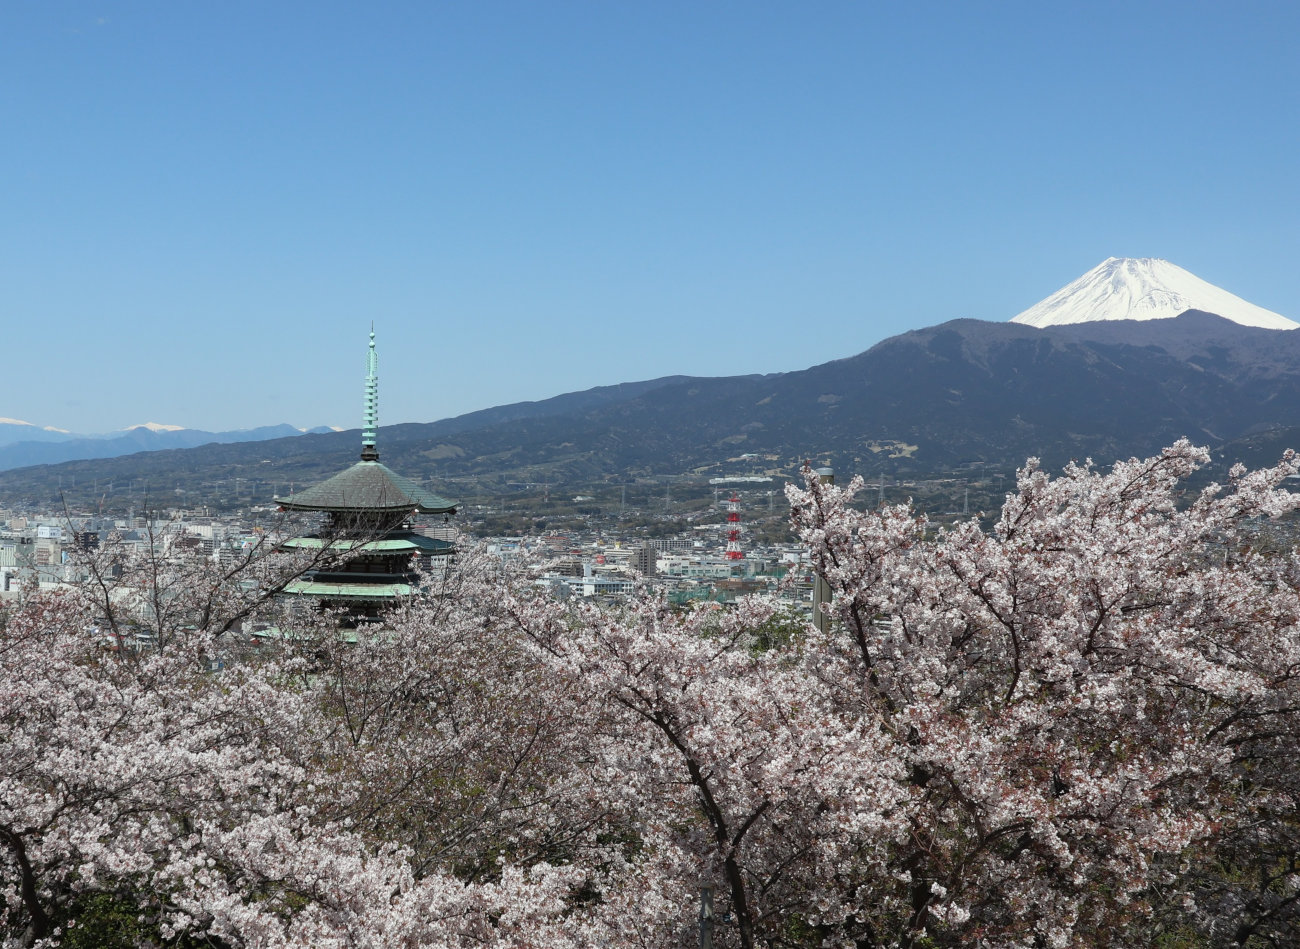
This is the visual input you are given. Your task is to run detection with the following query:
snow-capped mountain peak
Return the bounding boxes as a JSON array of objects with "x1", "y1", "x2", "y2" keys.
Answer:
[
  {"x1": 125, "y1": 422, "x2": 186, "y2": 432},
  {"x1": 1010, "y1": 257, "x2": 1297, "y2": 330}
]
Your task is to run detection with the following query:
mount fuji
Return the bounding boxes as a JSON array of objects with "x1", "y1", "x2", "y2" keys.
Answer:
[{"x1": 1011, "y1": 257, "x2": 1297, "y2": 331}]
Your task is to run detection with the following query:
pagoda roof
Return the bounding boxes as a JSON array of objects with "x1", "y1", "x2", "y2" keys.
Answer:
[
  {"x1": 281, "y1": 579, "x2": 412, "y2": 599},
  {"x1": 275, "y1": 461, "x2": 457, "y2": 514},
  {"x1": 279, "y1": 533, "x2": 455, "y2": 555}
]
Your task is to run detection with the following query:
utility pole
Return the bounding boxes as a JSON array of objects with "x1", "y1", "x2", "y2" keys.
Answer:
[{"x1": 813, "y1": 467, "x2": 834, "y2": 634}]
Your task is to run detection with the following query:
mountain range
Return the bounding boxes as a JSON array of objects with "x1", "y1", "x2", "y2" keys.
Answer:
[
  {"x1": 3, "y1": 259, "x2": 1299, "y2": 512},
  {"x1": 0, "y1": 421, "x2": 337, "y2": 471}
]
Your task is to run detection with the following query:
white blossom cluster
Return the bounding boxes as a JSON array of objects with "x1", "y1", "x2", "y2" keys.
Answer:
[{"x1": 3, "y1": 440, "x2": 1300, "y2": 947}]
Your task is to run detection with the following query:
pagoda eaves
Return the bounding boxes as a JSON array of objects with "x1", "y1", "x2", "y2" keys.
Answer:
[{"x1": 275, "y1": 461, "x2": 455, "y2": 515}]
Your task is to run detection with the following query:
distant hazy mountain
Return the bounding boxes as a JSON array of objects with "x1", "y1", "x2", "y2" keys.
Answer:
[
  {"x1": 1011, "y1": 257, "x2": 1298, "y2": 330},
  {"x1": 0, "y1": 423, "x2": 333, "y2": 471},
  {"x1": 0, "y1": 418, "x2": 77, "y2": 447},
  {"x1": 122, "y1": 422, "x2": 186, "y2": 433}
]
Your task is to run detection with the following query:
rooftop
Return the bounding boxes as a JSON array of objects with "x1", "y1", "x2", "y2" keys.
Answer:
[{"x1": 274, "y1": 460, "x2": 456, "y2": 514}]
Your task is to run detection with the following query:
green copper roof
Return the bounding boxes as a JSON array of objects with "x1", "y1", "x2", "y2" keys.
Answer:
[
  {"x1": 282, "y1": 580, "x2": 412, "y2": 599},
  {"x1": 274, "y1": 461, "x2": 457, "y2": 514},
  {"x1": 362, "y1": 326, "x2": 379, "y2": 461},
  {"x1": 280, "y1": 534, "x2": 455, "y2": 554}
]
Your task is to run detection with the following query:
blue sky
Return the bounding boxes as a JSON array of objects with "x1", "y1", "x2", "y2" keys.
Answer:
[{"x1": 2, "y1": 1, "x2": 1298, "y2": 433}]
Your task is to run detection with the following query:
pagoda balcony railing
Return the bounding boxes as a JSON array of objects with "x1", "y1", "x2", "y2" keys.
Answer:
[{"x1": 307, "y1": 569, "x2": 421, "y2": 585}]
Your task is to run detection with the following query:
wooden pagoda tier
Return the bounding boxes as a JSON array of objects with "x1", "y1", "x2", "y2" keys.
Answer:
[
  {"x1": 276, "y1": 533, "x2": 456, "y2": 602},
  {"x1": 274, "y1": 461, "x2": 458, "y2": 614}
]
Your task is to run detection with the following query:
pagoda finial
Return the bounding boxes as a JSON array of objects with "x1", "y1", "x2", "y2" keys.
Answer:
[{"x1": 361, "y1": 324, "x2": 379, "y2": 461}]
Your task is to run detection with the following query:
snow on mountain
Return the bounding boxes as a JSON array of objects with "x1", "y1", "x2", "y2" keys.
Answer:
[
  {"x1": 125, "y1": 422, "x2": 186, "y2": 432},
  {"x1": 1011, "y1": 257, "x2": 1298, "y2": 331},
  {"x1": 0, "y1": 418, "x2": 75, "y2": 447}
]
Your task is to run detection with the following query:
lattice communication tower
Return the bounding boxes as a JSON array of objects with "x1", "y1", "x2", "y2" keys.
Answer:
[{"x1": 724, "y1": 494, "x2": 743, "y2": 561}]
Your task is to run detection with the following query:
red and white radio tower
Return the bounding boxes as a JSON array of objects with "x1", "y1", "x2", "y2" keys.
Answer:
[{"x1": 724, "y1": 495, "x2": 744, "y2": 561}]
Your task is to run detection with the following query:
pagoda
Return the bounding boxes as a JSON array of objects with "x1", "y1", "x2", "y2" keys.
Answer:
[{"x1": 275, "y1": 329, "x2": 457, "y2": 620}]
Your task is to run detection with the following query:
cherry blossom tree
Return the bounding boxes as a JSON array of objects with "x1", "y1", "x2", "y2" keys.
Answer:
[
  {"x1": 5, "y1": 440, "x2": 1300, "y2": 947},
  {"x1": 787, "y1": 439, "x2": 1300, "y2": 946},
  {"x1": 0, "y1": 587, "x2": 319, "y2": 944},
  {"x1": 0, "y1": 539, "x2": 608, "y2": 947}
]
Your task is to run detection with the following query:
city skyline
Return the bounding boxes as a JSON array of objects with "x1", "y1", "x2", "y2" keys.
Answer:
[{"x1": 3, "y1": 1, "x2": 1298, "y2": 433}]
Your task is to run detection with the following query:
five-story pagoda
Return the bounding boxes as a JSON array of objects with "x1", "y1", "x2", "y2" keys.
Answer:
[{"x1": 275, "y1": 329, "x2": 456, "y2": 621}]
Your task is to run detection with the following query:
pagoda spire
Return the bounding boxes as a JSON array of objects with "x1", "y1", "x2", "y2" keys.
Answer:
[{"x1": 361, "y1": 325, "x2": 379, "y2": 461}]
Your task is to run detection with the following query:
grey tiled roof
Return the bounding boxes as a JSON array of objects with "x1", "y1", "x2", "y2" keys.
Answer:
[{"x1": 274, "y1": 461, "x2": 457, "y2": 514}]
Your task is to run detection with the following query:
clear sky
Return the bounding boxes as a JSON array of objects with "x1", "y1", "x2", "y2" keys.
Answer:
[{"x1": 3, "y1": 1, "x2": 1298, "y2": 434}]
